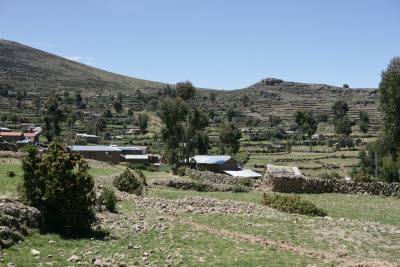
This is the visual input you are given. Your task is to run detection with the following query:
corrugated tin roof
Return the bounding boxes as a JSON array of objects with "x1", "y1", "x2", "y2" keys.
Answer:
[
  {"x1": 71, "y1": 146, "x2": 121, "y2": 152},
  {"x1": 124, "y1": 155, "x2": 149, "y2": 160},
  {"x1": 117, "y1": 147, "x2": 143, "y2": 151},
  {"x1": 193, "y1": 155, "x2": 231, "y2": 165},
  {"x1": 223, "y1": 168, "x2": 262, "y2": 178},
  {"x1": 76, "y1": 134, "x2": 98, "y2": 138},
  {"x1": 17, "y1": 140, "x2": 32, "y2": 144},
  {"x1": 0, "y1": 132, "x2": 23, "y2": 136}
]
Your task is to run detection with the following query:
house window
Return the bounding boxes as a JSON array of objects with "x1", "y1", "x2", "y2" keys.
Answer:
[
  {"x1": 90, "y1": 152, "x2": 96, "y2": 158},
  {"x1": 106, "y1": 152, "x2": 112, "y2": 157}
]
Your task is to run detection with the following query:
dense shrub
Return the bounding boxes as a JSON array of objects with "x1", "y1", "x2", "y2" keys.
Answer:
[
  {"x1": 193, "y1": 183, "x2": 207, "y2": 192},
  {"x1": 232, "y1": 184, "x2": 250, "y2": 193},
  {"x1": 20, "y1": 143, "x2": 96, "y2": 234},
  {"x1": 262, "y1": 193, "x2": 327, "y2": 217},
  {"x1": 380, "y1": 155, "x2": 400, "y2": 183},
  {"x1": 337, "y1": 136, "x2": 353, "y2": 148},
  {"x1": 113, "y1": 168, "x2": 144, "y2": 195},
  {"x1": 98, "y1": 188, "x2": 117, "y2": 212},
  {"x1": 238, "y1": 177, "x2": 252, "y2": 187},
  {"x1": 353, "y1": 172, "x2": 378, "y2": 183},
  {"x1": 177, "y1": 166, "x2": 188, "y2": 176},
  {"x1": 7, "y1": 170, "x2": 15, "y2": 177}
]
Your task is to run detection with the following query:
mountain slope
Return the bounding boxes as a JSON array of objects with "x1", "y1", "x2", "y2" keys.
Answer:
[
  {"x1": 0, "y1": 40, "x2": 382, "y2": 128},
  {"x1": 0, "y1": 40, "x2": 168, "y2": 94}
]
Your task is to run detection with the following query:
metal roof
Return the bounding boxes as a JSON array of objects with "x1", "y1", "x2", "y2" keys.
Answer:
[
  {"x1": 117, "y1": 147, "x2": 144, "y2": 151},
  {"x1": 223, "y1": 168, "x2": 262, "y2": 178},
  {"x1": 76, "y1": 133, "x2": 98, "y2": 138},
  {"x1": 71, "y1": 146, "x2": 121, "y2": 152},
  {"x1": 193, "y1": 155, "x2": 232, "y2": 165},
  {"x1": 124, "y1": 155, "x2": 149, "y2": 160},
  {"x1": 17, "y1": 140, "x2": 32, "y2": 144}
]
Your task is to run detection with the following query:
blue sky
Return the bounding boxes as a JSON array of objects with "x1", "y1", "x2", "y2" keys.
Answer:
[{"x1": 0, "y1": 0, "x2": 399, "y2": 90}]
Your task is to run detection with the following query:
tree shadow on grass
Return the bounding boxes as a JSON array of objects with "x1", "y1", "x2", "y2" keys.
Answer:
[{"x1": 39, "y1": 215, "x2": 112, "y2": 241}]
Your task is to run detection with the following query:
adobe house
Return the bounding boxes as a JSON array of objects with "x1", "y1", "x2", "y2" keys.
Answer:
[
  {"x1": 24, "y1": 132, "x2": 38, "y2": 142},
  {"x1": 71, "y1": 146, "x2": 121, "y2": 164},
  {"x1": 192, "y1": 155, "x2": 261, "y2": 178},
  {"x1": 0, "y1": 132, "x2": 24, "y2": 142},
  {"x1": 76, "y1": 133, "x2": 100, "y2": 144}
]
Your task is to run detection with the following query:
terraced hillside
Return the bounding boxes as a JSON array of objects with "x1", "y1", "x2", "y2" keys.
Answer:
[{"x1": 0, "y1": 39, "x2": 383, "y2": 128}]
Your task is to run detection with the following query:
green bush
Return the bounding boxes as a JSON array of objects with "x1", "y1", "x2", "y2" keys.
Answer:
[
  {"x1": 177, "y1": 166, "x2": 188, "y2": 176},
  {"x1": 238, "y1": 177, "x2": 252, "y2": 187},
  {"x1": 262, "y1": 193, "x2": 327, "y2": 217},
  {"x1": 353, "y1": 172, "x2": 378, "y2": 183},
  {"x1": 7, "y1": 170, "x2": 16, "y2": 177},
  {"x1": 380, "y1": 155, "x2": 400, "y2": 183},
  {"x1": 98, "y1": 188, "x2": 117, "y2": 212},
  {"x1": 113, "y1": 168, "x2": 144, "y2": 195},
  {"x1": 193, "y1": 183, "x2": 207, "y2": 192},
  {"x1": 232, "y1": 184, "x2": 250, "y2": 193},
  {"x1": 20, "y1": 143, "x2": 96, "y2": 234}
]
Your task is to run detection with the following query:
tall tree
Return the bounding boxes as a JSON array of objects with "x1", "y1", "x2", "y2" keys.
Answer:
[
  {"x1": 113, "y1": 101, "x2": 123, "y2": 113},
  {"x1": 42, "y1": 95, "x2": 65, "y2": 142},
  {"x1": 176, "y1": 81, "x2": 196, "y2": 101},
  {"x1": 379, "y1": 56, "x2": 400, "y2": 158},
  {"x1": 331, "y1": 100, "x2": 349, "y2": 123},
  {"x1": 335, "y1": 116, "x2": 352, "y2": 136},
  {"x1": 138, "y1": 114, "x2": 149, "y2": 134},
  {"x1": 219, "y1": 122, "x2": 241, "y2": 156},
  {"x1": 358, "y1": 110, "x2": 369, "y2": 135},
  {"x1": 158, "y1": 98, "x2": 188, "y2": 165},
  {"x1": 293, "y1": 109, "x2": 318, "y2": 151}
]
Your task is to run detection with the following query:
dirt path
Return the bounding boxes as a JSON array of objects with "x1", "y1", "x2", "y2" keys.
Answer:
[{"x1": 163, "y1": 215, "x2": 394, "y2": 267}]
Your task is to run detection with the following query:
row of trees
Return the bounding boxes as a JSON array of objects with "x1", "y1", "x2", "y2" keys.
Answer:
[{"x1": 158, "y1": 81, "x2": 241, "y2": 167}]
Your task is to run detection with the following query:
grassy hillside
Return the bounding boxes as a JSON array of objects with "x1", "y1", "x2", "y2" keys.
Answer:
[{"x1": 0, "y1": 39, "x2": 383, "y2": 132}]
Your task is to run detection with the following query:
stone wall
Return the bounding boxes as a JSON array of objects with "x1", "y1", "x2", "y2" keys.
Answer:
[
  {"x1": 0, "y1": 198, "x2": 41, "y2": 249},
  {"x1": 185, "y1": 168, "x2": 242, "y2": 185},
  {"x1": 151, "y1": 179, "x2": 232, "y2": 192},
  {"x1": 265, "y1": 176, "x2": 400, "y2": 197}
]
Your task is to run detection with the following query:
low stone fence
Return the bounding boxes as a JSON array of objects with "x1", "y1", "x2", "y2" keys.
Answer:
[
  {"x1": 151, "y1": 179, "x2": 232, "y2": 192},
  {"x1": 184, "y1": 168, "x2": 242, "y2": 185},
  {"x1": 265, "y1": 176, "x2": 400, "y2": 197},
  {"x1": 0, "y1": 198, "x2": 41, "y2": 249}
]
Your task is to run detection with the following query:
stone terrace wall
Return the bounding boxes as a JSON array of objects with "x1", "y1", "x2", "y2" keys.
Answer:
[
  {"x1": 0, "y1": 198, "x2": 41, "y2": 249},
  {"x1": 185, "y1": 168, "x2": 242, "y2": 185},
  {"x1": 266, "y1": 176, "x2": 400, "y2": 197},
  {"x1": 151, "y1": 179, "x2": 232, "y2": 192}
]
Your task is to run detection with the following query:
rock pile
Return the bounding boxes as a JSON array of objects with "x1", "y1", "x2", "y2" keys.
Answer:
[
  {"x1": 119, "y1": 195, "x2": 276, "y2": 217},
  {"x1": 0, "y1": 198, "x2": 41, "y2": 249},
  {"x1": 266, "y1": 176, "x2": 400, "y2": 196},
  {"x1": 184, "y1": 169, "x2": 242, "y2": 185},
  {"x1": 150, "y1": 179, "x2": 232, "y2": 192}
]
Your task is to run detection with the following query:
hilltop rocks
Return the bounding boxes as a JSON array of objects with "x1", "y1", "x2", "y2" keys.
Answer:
[
  {"x1": 255, "y1": 78, "x2": 284, "y2": 86},
  {"x1": 0, "y1": 198, "x2": 41, "y2": 249}
]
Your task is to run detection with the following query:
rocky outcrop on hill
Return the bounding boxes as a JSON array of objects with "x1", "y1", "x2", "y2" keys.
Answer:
[
  {"x1": 0, "y1": 198, "x2": 41, "y2": 249},
  {"x1": 266, "y1": 176, "x2": 400, "y2": 197}
]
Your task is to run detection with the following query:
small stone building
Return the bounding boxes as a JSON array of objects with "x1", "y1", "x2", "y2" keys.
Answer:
[
  {"x1": 76, "y1": 134, "x2": 100, "y2": 144},
  {"x1": 0, "y1": 132, "x2": 24, "y2": 142},
  {"x1": 193, "y1": 155, "x2": 239, "y2": 173},
  {"x1": 71, "y1": 146, "x2": 121, "y2": 164},
  {"x1": 264, "y1": 165, "x2": 304, "y2": 193}
]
